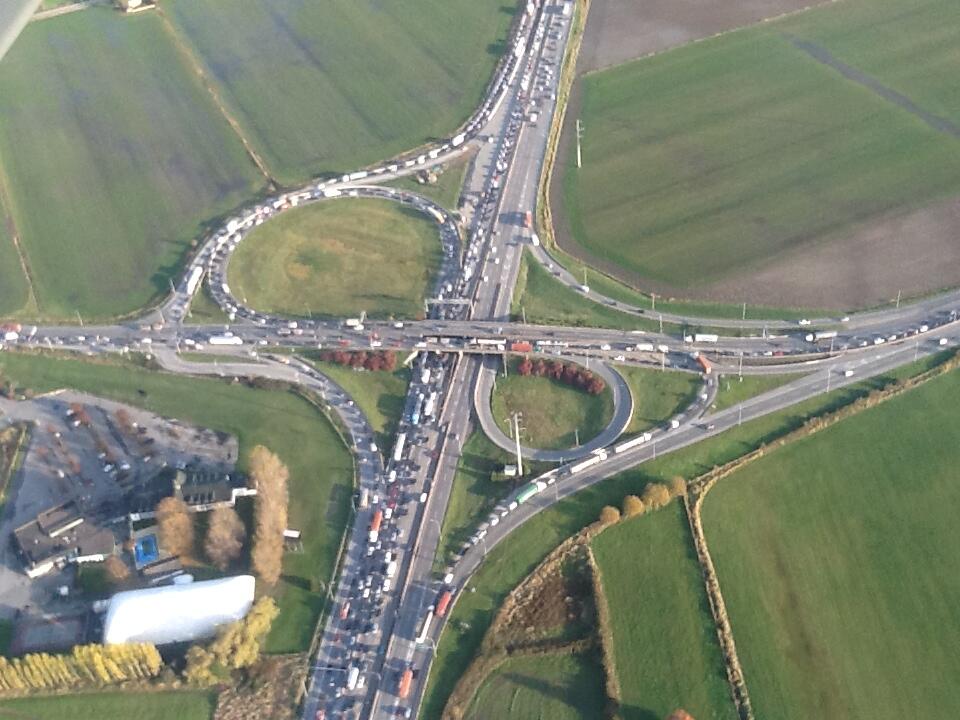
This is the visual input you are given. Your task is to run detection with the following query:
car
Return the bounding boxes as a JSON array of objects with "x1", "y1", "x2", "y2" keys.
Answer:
[{"x1": 798, "y1": 318, "x2": 811, "y2": 326}]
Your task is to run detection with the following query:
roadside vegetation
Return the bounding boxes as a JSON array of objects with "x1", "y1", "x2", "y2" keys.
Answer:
[
  {"x1": 592, "y1": 506, "x2": 734, "y2": 720},
  {"x1": 421, "y1": 351, "x2": 954, "y2": 718},
  {"x1": 615, "y1": 365, "x2": 700, "y2": 435},
  {"x1": 165, "y1": 0, "x2": 514, "y2": 185},
  {"x1": 184, "y1": 283, "x2": 231, "y2": 325},
  {"x1": 303, "y1": 355, "x2": 410, "y2": 451},
  {"x1": 702, "y1": 364, "x2": 960, "y2": 719},
  {"x1": 710, "y1": 373, "x2": 805, "y2": 413},
  {"x1": 490, "y1": 358, "x2": 613, "y2": 450},
  {"x1": 0, "y1": 215, "x2": 27, "y2": 317},
  {"x1": 0, "y1": 351, "x2": 353, "y2": 653},
  {"x1": 0, "y1": 8, "x2": 265, "y2": 320},
  {"x1": 228, "y1": 199, "x2": 440, "y2": 319},
  {"x1": 386, "y1": 154, "x2": 473, "y2": 211}
]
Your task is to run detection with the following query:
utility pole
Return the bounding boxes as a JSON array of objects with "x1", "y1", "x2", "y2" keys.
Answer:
[
  {"x1": 661, "y1": 351, "x2": 666, "y2": 372},
  {"x1": 742, "y1": 302, "x2": 746, "y2": 321},
  {"x1": 521, "y1": 306, "x2": 527, "y2": 324},
  {"x1": 738, "y1": 352, "x2": 743, "y2": 379},
  {"x1": 896, "y1": 289, "x2": 902, "y2": 309},
  {"x1": 75, "y1": 310, "x2": 84, "y2": 327},
  {"x1": 576, "y1": 118, "x2": 583, "y2": 169},
  {"x1": 659, "y1": 313, "x2": 663, "y2": 334},
  {"x1": 651, "y1": 293, "x2": 656, "y2": 311},
  {"x1": 503, "y1": 353, "x2": 509, "y2": 377},
  {"x1": 574, "y1": 428, "x2": 580, "y2": 447},
  {"x1": 512, "y1": 412, "x2": 524, "y2": 476}
]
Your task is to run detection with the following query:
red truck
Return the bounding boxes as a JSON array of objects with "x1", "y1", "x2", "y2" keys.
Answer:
[
  {"x1": 435, "y1": 590, "x2": 453, "y2": 618},
  {"x1": 524, "y1": 211, "x2": 533, "y2": 229},
  {"x1": 398, "y1": 667, "x2": 414, "y2": 699},
  {"x1": 509, "y1": 340, "x2": 533, "y2": 353}
]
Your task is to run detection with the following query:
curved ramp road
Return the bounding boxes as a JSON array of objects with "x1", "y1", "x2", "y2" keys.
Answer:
[{"x1": 474, "y1": 355, "x2": 633, "y2": 461}]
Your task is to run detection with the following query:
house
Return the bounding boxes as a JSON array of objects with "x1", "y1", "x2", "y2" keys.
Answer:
[
  {"x1": 13, "y1": 501, "x2": 116, "y2": 578},
  {"x1": 125, "y1": 467, "x2": 256, "y2": 520}
]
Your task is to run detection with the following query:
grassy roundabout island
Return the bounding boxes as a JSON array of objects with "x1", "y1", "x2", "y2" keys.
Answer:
[
  {"x1": 490, "y1": 358, "x2": 613, "y2": 451},
  {"x1": 228, "y1": 198, "x2": 441, "y2": 319}
]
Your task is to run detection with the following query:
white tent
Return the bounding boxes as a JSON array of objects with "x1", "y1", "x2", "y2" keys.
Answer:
[{"x1": 103, "y1": 575, "x2": 256, "y2": 645}]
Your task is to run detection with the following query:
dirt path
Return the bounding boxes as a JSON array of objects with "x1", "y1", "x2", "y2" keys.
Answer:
[
  {"x1": 156, "y1": 8, "x2": 277, "y2": 189},
  {"x1": 786, "y1": 34, "x2": 960, "y2": 140},
  {"x1": 0, "y1": 168, "x2": 39, "y2": 314}
]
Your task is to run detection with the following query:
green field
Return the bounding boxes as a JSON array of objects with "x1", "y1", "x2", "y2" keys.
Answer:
[
  {"x1": 0, "y1": 352, "x2": 353, "y2": 653},
  {"x1": 711, "y1": 373, "x2": 805, "y2": 413},
  {"x1": 0, "y1": 8, "x2": 264, "y2": 319},
  {"x1": 702, "y1": 368, "x2": 960, "y2": 719},
  {"x1": 386, "y1": 154, "x2": 472, "y2": 210},
  {"x1": 490, "y1": 359, "x2": 613, "y2": 449},
  {"x1": 561, "y1": 0, "x2": 960, "y2": 294},
  {"x1": 0, "y1": 691, "x2": 217, "y2": 720},
  {"x1": 616, "y1": 365, "x2": 700, "y2": 435},
  {"x1": 593, "y1": 506, "x2": 734, "y2": 720},
  {"x1": 420, "y1": 352, "x2": 952, "y2": 719},
  {"x1": 464, "y1": 651, "x2": 606, "y2": 720},
  {"x1": 185, "y1": 282, "x2": 231, "y2": 325},
  {"x1": 166, "y1": 0, "x2": 513, "y2": 185},
  {"x1": 305, "y1": 358, "x2": 410, "y2": 450},
  {"x1": 229, "y1": 198, "x2": 441, "y2": 319}
]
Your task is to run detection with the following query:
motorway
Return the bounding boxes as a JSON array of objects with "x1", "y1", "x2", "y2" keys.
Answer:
[{"x1": 2, "y1": 0, "x2": 960, "y2": 719}]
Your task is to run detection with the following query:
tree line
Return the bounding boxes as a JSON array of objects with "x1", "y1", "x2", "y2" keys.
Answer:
[
  {"x1": 317, "y1": 349, "x2": 398, "y2": 372},
  {"x1": 516, "y1": 358, "x2": 606, "y2": 395},
  {"x1": 0, "y1": 643, "x2": 162, "y2": 692}
]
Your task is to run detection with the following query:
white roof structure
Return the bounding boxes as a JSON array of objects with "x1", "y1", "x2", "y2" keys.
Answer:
[{"x1": 103, "y1": 575, "x2": 256, "y2": 645}]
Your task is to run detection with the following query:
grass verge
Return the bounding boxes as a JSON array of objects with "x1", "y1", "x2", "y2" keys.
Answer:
[
  {"x1": 615, "y1": 365, "x2": 700, "y2": 435},
  {"x1": 0, "y1": 690, "x2": 218, "y2": 720}
]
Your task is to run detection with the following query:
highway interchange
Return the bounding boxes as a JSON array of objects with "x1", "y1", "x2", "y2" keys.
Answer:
[{"x1": 2, "y1": 0, "x2": 960, "y2": 718}]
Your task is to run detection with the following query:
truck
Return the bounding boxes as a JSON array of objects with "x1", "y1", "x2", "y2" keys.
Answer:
[
  {"x1": 435, "y1": 589, "x2": 453, "y2": 618},
  {"x1": 208, "y1": 334, "x2": 243, "y2": 346},
  {"x1": 693, "y1": 333, "x2": 719, "y2": 343},
  {"x1": 346, "y1": 666, "x2": 359, "y2": 691},
  {"x1": 516, "y1": 482, "x2": 540, "y2": 504},
  {"x1": 451, "y1": 133, "x2": 466, "y2": 147},
  {"x1": 368, "y1": 510, "x2": 383, "y2": 543},
  {"x1": 398, "y1": 668, "x2": 414, "y2": 699},
  {"x1": 568, "y1": 455, "x2": 601, "y2": 474},
  {"x1": 416, "y1": 611, "x2": 434, "y2": 645},
  {"x1": 509, "y1": 340, "x2": 533, "y2": 353},
  {"x1": 393, "y1": 432, "x2": 407, "y2": 462},
  {"x1": 420, "y1": 367, "x2": 431, "y2": 385},
  {"x1": 805, "y1": 330, "x2": 838, "y2": 342},
  {"x1": 185, "y1": 266, "x2": 204, "y2": 296},
  {"x1": 359, "y1": 488, "x2": 369, "y2": 510},
  {"x1": 345, "y1": 318, "x2": 362, "y2": 328},
  {"x1": 423, "y1": 392, "x2": 438, "y2": 419},
  {"x1": 385, "y1": 560, "x2": 397, "y2": 578},
  {"x1": 634, "y1": 342, "x2": 655, "y2": 352},
  {"x1": 530, "y1": 232, "x2": 540, "y2": 247},
  {"x1": 695, "y1": 354, "x2": 713, "y2": 375},
  {"x1": 348, "y1": 171, "x2": 368, "y2": 181},
  {"x1": 523, "y1": 211, "x2": 533, "y2": 229}
]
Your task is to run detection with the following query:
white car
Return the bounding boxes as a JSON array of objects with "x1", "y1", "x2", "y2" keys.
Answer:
[{"x1": 798, "y1": 319, "x2": 811, "y2": 326}]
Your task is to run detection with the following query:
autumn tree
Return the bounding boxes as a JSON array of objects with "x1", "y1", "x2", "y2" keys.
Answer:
[
  {"x1": 155, "y1": 496, "x2": 195, "y2": 557},
  {"x1": 667, "y1": 710, "x2": 695, "y2": 720},
  {"x1": 668, "y1": 475, "x2": 687, "y2": 498},
  {"x1": 641, "y1": 482, "x2": 671, "y2": 510},
  {"x1": 103, "y1": 555, "x2": 130, "y2": 584},
  {"x1": 622, "y1": 494, "x2": 645, "y2": 518},
  {"x1": 250, "y1": 446, "x2": 289, "y2": 584},
  {"x1": 204, "y1": 507, "x2": 246, "y2": 570},
  {"x1": 599, "y1": 505, "x2": 621, "y2": 525},
  {"x1": 209, "y1": 597, "x2": 279, "y2": 670}
]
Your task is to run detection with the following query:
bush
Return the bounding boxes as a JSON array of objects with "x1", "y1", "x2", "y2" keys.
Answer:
[
  {"x1": 599, "y1": 505, "x2": 621, "y2": 525},
  {"x1": 622, "y1": 495, "x2": 645, "y2": 518},
  {"x1": 641, "y1": 482, "x2": 671, "y2": 510}
]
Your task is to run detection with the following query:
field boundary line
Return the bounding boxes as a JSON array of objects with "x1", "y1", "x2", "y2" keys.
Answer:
[
  {"x1": 0, "y1": 162, "x2": 39, "y2": 315},
  {"x1": 155, "y1": 7, "x2": 277, "y2": 188},
  {"x1": 30, "y1": 0, "x2": 105, "y2": 23}
]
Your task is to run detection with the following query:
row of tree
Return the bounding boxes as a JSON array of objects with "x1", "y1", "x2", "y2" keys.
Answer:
[
  {"x1": 184, "y1": 597, "x2": 278, "y2": 686},
  {"x1": 0, "y1": 643, "x2": 162, "y2": 692},
  {"x1": 598, "y1": 476, "x2": 687, "y2": 525},
  {"x1": 516, "y1": 358, "x2": 606, "y2": 395},
  {"x1": 318, "y1": 349, "x2": 398, "y2": 372}
]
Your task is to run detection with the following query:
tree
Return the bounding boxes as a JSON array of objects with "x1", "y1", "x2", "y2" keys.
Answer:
[
  {"x1": 599, "y1": 505, "x2": 621, "y2": 525},
  {"x1": 622, "y1": 495, "x2": 645, "y2": 518},
  {"x1": 641, "y1": 482, "x2": 671, "y2": 510},
  {"x1": 183, "y1": 645, "x2": 215, "y2": 686},
  {"x1": 103, "y1": 555, "x2": 130, "y2": 584},
  {"x1": 667, "y1": 711, "x2": 695, "y2": 720},
  {"x1": 155, "y1": 497, "x2": 194, "y2": 557},
  {"x1": 250, "y1": 446, "x2": 289, "y2": 584},
  {"x1": 668, "y1": 475, "x2": 687, "y2": 498},
  {"x1": 204, "y1": 507, "x2": 246, "y2": 570},
  {"x1": 517, "y1": 357, "x2": 533, "y2": 376}
]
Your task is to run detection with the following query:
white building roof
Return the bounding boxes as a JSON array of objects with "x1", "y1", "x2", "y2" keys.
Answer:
[{"x1": 103, "y1": 575, "x2": 256, "y2": 645}]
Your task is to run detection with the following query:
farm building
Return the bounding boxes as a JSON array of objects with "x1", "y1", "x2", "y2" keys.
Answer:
[
  {"x1": 13, "y1": 501, "x2": 115, "y2": 578},
  {"x1": 102, "y1": 575, "x2": 255, "y2": 645}
]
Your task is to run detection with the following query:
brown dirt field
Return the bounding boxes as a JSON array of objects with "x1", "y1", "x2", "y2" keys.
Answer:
[
  {"x1": 577, "y1": 0, "x2": 833, "y2": 73},
  {"x1": 700, "y1": 196, "x2": 960, "y2": 310}
]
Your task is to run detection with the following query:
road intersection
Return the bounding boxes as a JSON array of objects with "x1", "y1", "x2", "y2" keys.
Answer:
[{"x1": 3, "y1": 1, "x2": 960, "y2": 718}]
